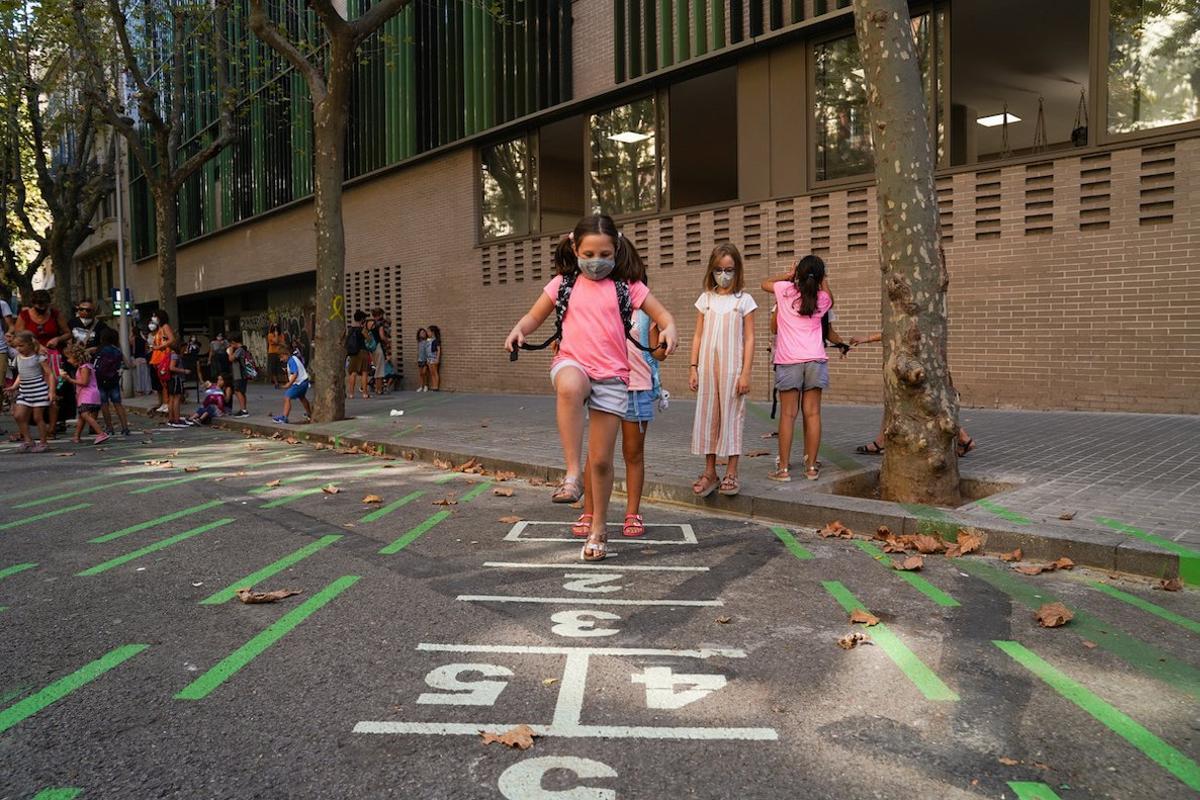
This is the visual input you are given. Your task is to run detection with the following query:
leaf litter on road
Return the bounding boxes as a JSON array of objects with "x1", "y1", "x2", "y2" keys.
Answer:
[
  {"x1": 837, "y1": 632, "x2": 873, "y2": 649},
  {"x1": 1035, "y1": 602, "x2": 1074, "y2": 628},
  {"x1": 1157, "y1": 577, "x2": 1183, "y2": 592},
  {"x1": 433, "y1": 496, "x2": 458, "y2": 506},
  {"x1": 321, "y1": 485, "x2": 340, "y2": 494},
  {"x1": 849, "y1": 610, "x2": 879, "y2": 626},
  {"x1": 480, "y1": 724, "x2": 536, "y2": 750},
  {"x1": 893, "y1": 555, "x2": 924, "y2": 571},
  {"x1": 499, "y1": 515, "x2": 522, "y2": 524},
  {"x1": 236, "y1": 588, "x2": 302, "y2": 604},
  {"x1": 362, "y1": 494, "x2": 383, "y2": 504},
  {"x1": 819, "y1": 520, "x2": 854, "y2": 539},
  {"x1": 1000, "y1": 548, "x2": 1023, "y2": 562},
  {"x1": 492, "y1": 487, "x2": 514, "y2": 497}
]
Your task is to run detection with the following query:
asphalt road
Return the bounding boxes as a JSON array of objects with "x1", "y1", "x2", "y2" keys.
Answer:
[{"x1": 1, "y1": 426, "x2": 1198, "y2": 799}]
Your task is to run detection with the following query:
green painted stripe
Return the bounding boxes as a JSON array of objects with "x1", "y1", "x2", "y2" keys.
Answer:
[
  {"x1": 434, "y1": 472, "x2": 459, "y2": 484},
  {"x1": 0, "y1": 503, "x2": 92, "y2": 532},
  {"x1": 33, "y1": 788, "x2": 83, "y2": 800},
  {"x1": 0, "y1": 562, "x2": 37, "y2": 580},
  {"x1": 771, "y1": 526, "x2": 814, "y2": 560},
  {"x1": 975, "y1": 498, "x2": 1032, "y2": 525},
  {"x1": 0, "y1": 644, "x2": 148, "y2": 734},
  {"x1": 199, "y1": 535, "x2": 342, "y2": 605},
  {"x1": 822, "y1": 580, "x2": 958, "y2": 701},
  {"x1": 1096, "y1": 517, "x2": 1200, "y2": 583},
  {"x1": 176, "y1": 575, "x2": 360, "y2": 700},
  {"x1": 1088, "y1": 580, "x2": 1200, "y2": 636},
  {"x1": 14, "y1": 479, "x2": 139, "y2": 508},
  {"x1": 260, "y1": 486, "x2": 327, "y2": 509},
  {"x1": 379, "y1": 510, "x2": 452, "y2": 555},
  {"x1": 79, "y1": 519, "x2": 234, "y2": 576},
  {"x1": 460, "y1": 481, "x2": 492, "y2": 503},
  {"x1": 961, "y1": 560, "x2": 1200, "y2": 699},
  {"x1": 360, "y1": 491, "x2": 424, "y2": 523},
  {"x1": 995, "y1": 640, "x2": 1200, "y2": 792},
  {"x1": 128, "y1": 473, "x2": 214, "y2": 494},
  {"x1": 90, "y1": 500, "x2": 225, "y2": 543},
  {"x1": 854, "y1": 541, "x2": 960, "y2": 607},
  {"x1": 250, "y1": 472, "x2": 325, "y2": 495},
  {"x1": 900, "y1": 502, "x2": 961, "y2": 540},
  {"x1": 746, "y1": 402, "x2": 859, "y2": 471},
  {"x1": 1007, "y1": 782, "x2": 1062, "y2": 800}
]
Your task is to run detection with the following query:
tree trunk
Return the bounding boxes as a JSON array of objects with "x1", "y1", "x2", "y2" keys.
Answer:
[
  {"x1": 49, "y1": 234, "x2": 75, "y2": 320},
  {"x1": 152, "y1": 185, "x2": 180, "y2": 326},
  {"x1": 309, "y1": 57, "x2": 352, "y2": 423},
  {"x1": 853, "y1": 0, "x2": 960, "y2": 505}
]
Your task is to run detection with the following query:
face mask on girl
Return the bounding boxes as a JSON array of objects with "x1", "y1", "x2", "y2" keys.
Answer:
[
  {"x1": 147, "y1": 322, "x2": 158, "y2": 332},
  {"x1": 578, "y1": 258, "x2": 615, "y2": 281},
  {"x1": 713, "y1": 271, "x2": 734, "y2": 289}
]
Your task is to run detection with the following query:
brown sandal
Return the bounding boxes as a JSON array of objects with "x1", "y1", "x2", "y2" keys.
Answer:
[
  {"x1": 581, "y1": 538, "x2": 608, "y2": 561},
  {"x1": 718, "y1": 475, "x2": 740, "y2": 496},
  {"x1": 553, "y1": 476, "x2": 583, "y2": 504},
  {"x1": 692, "y1": 473, "x2": 719, "y2": 498}
]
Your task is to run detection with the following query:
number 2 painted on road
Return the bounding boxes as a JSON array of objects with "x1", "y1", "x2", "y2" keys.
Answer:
[
  {"x1": 562, "y1": 573, "x2": 625, "y2": 593},
  {"x1": 417, "y1": 663, "x2": 512, "y2": 706},
  {"x1": 631, "y1": 666, "x2": 726, "y2": 709}
]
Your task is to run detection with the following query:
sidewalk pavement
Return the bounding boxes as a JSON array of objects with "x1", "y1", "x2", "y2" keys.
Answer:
[{"x1": 126, "y1": 385, "x2": 1200, "y2": 582}]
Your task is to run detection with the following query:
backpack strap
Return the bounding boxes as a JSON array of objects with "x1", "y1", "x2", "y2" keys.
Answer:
[
  {"x1": 617, "y1": 281, "x2": 661, "y2": 353},
  {"x1": 520, "y1": 272, "x2": 576, "y2": 351},
  {"x1": 636, "y1": 309, "x2": 662, "y2": 400}
]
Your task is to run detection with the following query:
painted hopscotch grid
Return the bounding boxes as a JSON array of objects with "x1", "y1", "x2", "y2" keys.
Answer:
[{"x1": 504, "y1": 520, "x2": 698, "y2": 546}]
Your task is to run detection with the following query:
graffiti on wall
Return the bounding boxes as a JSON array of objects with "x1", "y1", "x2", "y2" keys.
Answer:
[{"x1": 240, "y1": 304, "x2": 315, "y2": 368}]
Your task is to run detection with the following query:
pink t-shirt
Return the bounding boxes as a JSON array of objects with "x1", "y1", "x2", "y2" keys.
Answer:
[
  {"x1": 626, "y1": 315, "x2": 652, "y2": 391},
  {"x1": 773, "y1": 282, "x2": 832, "y2": 364},
  {"x1": 544, "y1": 275, "x2": 649, "y2": 382}
]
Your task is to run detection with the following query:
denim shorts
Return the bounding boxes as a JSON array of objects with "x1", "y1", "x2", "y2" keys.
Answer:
[
  {"x1": 624, "y1": 389, "x2": 656, "y2": 423},
  {"x1": 98, "y1": 385, "x2": 123, "y2": 405},
  {"x1": 775, "y1": 361, "x2": 830, "y2": 392}
]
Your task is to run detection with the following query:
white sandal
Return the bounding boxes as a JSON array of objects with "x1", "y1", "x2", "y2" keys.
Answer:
[{"x1": 581, "y1": 539, "x2": 608, "y2": 561}]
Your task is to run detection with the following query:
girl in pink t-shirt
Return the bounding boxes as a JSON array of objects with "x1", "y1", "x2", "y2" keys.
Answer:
[
  {"x1": 506, "y1": 215, "x2": 678, "y2": 561},
  {"x1": 761, "y1": 255, "x2": 833, "y2": 482}
]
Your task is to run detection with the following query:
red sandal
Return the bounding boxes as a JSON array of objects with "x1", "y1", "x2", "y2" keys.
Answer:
[
  {"x1": 622, "y1": 514, "x2": 646, "y2": 537},
  {"x1": 571, "y1": 513, "x2": 593, "y2": 537}
]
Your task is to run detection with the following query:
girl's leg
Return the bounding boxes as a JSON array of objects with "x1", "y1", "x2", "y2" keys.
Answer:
[
  {"x1": 552, "y1": 366, "x2": 589, "y2": 485},
  {"x1": 115, "y1": 403, "x2": 129, "y2": 431},
  {"x1": 82, "y1": 411, "x2": 103, "y2": 436},
  {"x1": 581, "y1": 455, "x2": 593, "y2": 516},
  {"x1": 74, "y1": 417, "x2": 84, "y2": 442},
  {"x1": 776, "y1": 390, "x2": 800, "y2": 472},
  {"x1": 725, "y1": 454, "x2": 740, "y2": 479},
  {"x1": 622, "y1": 420, "x2": 647, "y2": 517},
  {"x1": 585, "y1": 409, "x2": 623, "y2": 551},
  {"x1": 429, "y1": 362, "x2": 440, "y2": 390},
  {"x1": 33, "y1": 408, "x2": 48, "y2": 443},
  {"x1": 15, "y1": 405, "x2": 31, "y2": 443},
  {"x1": 801, "y1": 389, "x2": 823, "y2": 473}
]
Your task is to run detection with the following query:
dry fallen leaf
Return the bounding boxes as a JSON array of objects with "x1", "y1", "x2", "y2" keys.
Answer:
[
  {"x1": 285, "y1": 437, "x2": 299, "y2": 445},
  {"x1": 893, "y1": 556, "x2": 924, "y2": 571},
  {"x1": 312, "y1": 442, "x2": 326, "y2": 450},
  {"x1": 819, "y1": 521, "x2": 854, "y2": 539},
  {"x1": 321, "y1": 485, "x2": 340, "y2": 494},
  {"x1": 1157, "y1": 577, "x2": 1183, "y2": 592},
  {"x1": 882, "y1": 538, "x2": 908, "y2": 554},
  {"x1": 716, "y1": 615, "x2": 732, "y2": 624},
  {"x1": 1058, "y1": 511, "x2": 1076, "y2": 521},
  {"x1": 837, "y1": 632, "x2": 872, "y2": 650},
  {"x1": 480, "y1": 724, "x2": 536, "y2": 750},
  {"x1": 542, "y1": 678, "x2": 558, "y2": 686},
  {"x1": 874, "y1": 525, "x2": 892, "y2": 541},
  {"x1": 1051, "y1": 557, "x2": 1075, "y2": 571},
  {"x1": 1015, "y1": 564, "x2": 1048, "y2": 575},
  {"x1": 494, "y1": 470, "x2": 516, "y2": 481},
  {"x1": 849, "y1": 609, "x2": 880, "y2": 627},
  {"x1": 912, "y1": 534, "x2": 946, "y2": 554},
  {"x1": 954, "y1": 528, "x2": 984, "y2": 556},
  {"x1": 455, "y1": 457, "x2": 482, "y2": 473},
  {"x1": 492, "y1": 487, "x2": 514, "y2": 497},
  {"x1": 433, "y1": 496, "x2": 458, "y2": 506},
  {"x1": 744, "y1": 450, "x2": 772, "y2": 458},
  {"x1": 362, "y1": 494, "x2": 383, "y2": 504},
  {"x1": 236, "y1": 588, "x2": 302, "y2": 604},
  {"x1": 499, "y1": 515, "x2": 522, "y2": 524},
  {"x1": 1082, "y1": 640, "x2": 1098, "y2": 649},
  {"x1": 997, "y1": 757, "x2": 1021, "y2": 766},
  {"x1": 57, "y1": 452, "x2": 75, "y2": 458},
  {"x1": 184, "y1": 466, "x2": 200, "y2": 473},
  {"x1": 266, "y1": 479, "x2": 281, "y2": 488},
  {"x1": 1035, "y1": 602, "x2": 1074, "y2": 628},
  {"x1": 1000, "y1": 548, "x2": 1023, "y2": 562},
  {"x1": 528, "y1": 477, "x2": 548, "y2": 486},
  {"x1": 433, "y1": 458, "x2": 453, "y2": 470}
]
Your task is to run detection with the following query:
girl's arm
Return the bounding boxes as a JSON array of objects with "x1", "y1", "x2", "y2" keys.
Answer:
[
  {"x1": 639, "y1": 293, "x2": 677, "y2": 355},
  {"x1": 737, "y1": 310, "x2": 755, "y2": 395},
  {"x1": 688, "y1": 312, "x2": 705, "y2": 391},
  {"x1": 65, "y1": 364, "x2": 90, "y2": 386},
  {"x1": 821, "y1": 278, "x2": 835, "y2": 307},
  {"x1": 849, "y1": 331, "x2": 882, "y2": 346},
  {"x1": 760, "y1": 273, "x2": 792, "y2": 293},
  {"x1": 41, "y1": 360, "x2": 56, "y2": 399},
  {"x1": 504, "y1": 294, "x2": 556, "y2": 352}
]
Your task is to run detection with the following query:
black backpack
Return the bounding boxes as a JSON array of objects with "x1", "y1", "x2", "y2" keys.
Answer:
[
  {"x1": 94, "y1": 347, "x2": 123, "y2": 390},
  {"x1": 516, "y1": 273, "x2": 659, "y2": 357},
  {"x1": 346, "y1": 326, "x2": 364, "y2": 356}
]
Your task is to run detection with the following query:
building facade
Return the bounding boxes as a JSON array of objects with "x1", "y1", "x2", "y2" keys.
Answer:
[{"x1": 126, "y1": 0, "x2": 1200, "y2": 413}]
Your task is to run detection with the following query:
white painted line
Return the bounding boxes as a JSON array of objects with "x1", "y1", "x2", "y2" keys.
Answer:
[
  {"x1": 553, "y1": 652, "x2": 589, "y2": 728},
  {"x1": 417, "y1": 643, "x2": 747, "y2": 659},
  {"x1": 483, "y1": 562, "x2": 708, "y2": 572},
  {"x1": 352, "y1": 721, "x2": 778, "y2": 741},
  {"x1": 458, "y1": 595, "x2": 723, "y2": 607},
  {"x1": 511, "y1": 537, "x2": 692, "y2": 545}
]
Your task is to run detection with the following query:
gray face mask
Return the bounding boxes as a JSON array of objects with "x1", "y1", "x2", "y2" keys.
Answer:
[
  {"x1": 578, "y1": 258, "x2": 616, "y2": 281},
  {"x1": 713, "y1": 271, "x2": 734, "y2": 289}
]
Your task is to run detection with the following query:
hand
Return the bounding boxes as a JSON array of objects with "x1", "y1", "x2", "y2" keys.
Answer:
[
  {"x1": 736, "y1": 374, "x2": 751, "y2": 395},
  {"x1": 504, "y1": 328, "x2": 525, "y2": 353},
  {"x1": 688, "y1": 366, "x2": 698, "y2": 392},
  {"x1": 849, "y1": 337, "x2": 863, "y2": 347},
  {"x1": 659, "y1": 324, "x2": 679, "y2": 356},
  {"x1": 839, "y1": 347, "x2": 850, "y2": 361}
]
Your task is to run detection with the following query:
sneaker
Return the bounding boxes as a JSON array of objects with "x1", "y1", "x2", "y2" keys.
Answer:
[
  {"x1": 15, "y1": 442, "x2": 31, "y2": 452},
  {"x1": 271, "y1": 415, "x2": 289, "y2": 424},
  {"x1": 167, "y1": 421, "x2": 189, "y2": 428},
  {"x1": 93, "y1": 433, "x2": 111, "y2": 445},
  {"x1": 155, "y1": 404, "x2": 168, "y2": 413},
  {"x1": 121, "y1": 428, "x2": 131, "y2": 436},
  {"x1": 234, "y1": 409, "x2": 249, "y2": 417},
  {"x1": 30, "y1": 442, "x2": 47, "y2": 453}
]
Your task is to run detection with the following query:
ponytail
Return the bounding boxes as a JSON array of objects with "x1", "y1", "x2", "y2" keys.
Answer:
[{"x1": 791, "y1": 254, "x2": 827, "y2": 317}]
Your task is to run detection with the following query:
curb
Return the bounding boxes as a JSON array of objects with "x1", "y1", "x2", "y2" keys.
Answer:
[{"x1": 128, "y1": 406, "x2": 1183, "y2": 581}]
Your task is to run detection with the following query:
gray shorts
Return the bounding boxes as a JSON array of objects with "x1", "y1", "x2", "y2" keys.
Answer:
[
  {"x1": 775, "y1": 361, "x2": 829, "y2": 392},
  {"x1": 551, "y1": 360, "x2": 630, "y2": 417}
]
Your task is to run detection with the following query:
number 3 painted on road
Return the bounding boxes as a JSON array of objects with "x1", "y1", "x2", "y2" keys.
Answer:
[
  {"x1": 498, "y1": 756, "x2": 617, "y2": 799},
  {"x1": 550, "y1": 609, "x2": 621, "y2": 638},
  {"x1": 416, "y1": 663, "x2": 512, "y2": 706}
]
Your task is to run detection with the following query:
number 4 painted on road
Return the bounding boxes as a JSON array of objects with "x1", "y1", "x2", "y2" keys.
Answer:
[{"x1": 631, "y1": 666, "x2": 726, "y2": 709}]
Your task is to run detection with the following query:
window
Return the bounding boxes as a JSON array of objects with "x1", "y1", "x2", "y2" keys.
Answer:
[
  {"x1": 1107, "y1": 0, "x2": 1200, "y2": 134},
  {"x1": 538, "y1": 115, "x2": 585, "y2": 233},
  {"x1": 669, "y1": 68, "x2": 738, "y2": 209},
  {"x1": 589, "y1": 98, "x2": 661, "y2": 215},
  {"x1": 950, "y1": 0, "x2": 1089, "y2": 163},
  {"x1": 813, "y1": 13, "x2": 943, "y2": 181},
  {"x1": 480, "y1": 136, "x2": 534, "y2": 240}
]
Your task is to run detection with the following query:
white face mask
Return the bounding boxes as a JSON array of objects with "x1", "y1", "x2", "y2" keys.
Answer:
[
  {"x1": 147, "y1": 322, "x2": 158, "y2": 332},
  {"x1": 713, "y1": 271, "x2": 734, "y2": 289}
]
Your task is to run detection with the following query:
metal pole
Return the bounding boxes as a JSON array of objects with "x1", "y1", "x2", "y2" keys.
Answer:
[{"x1": 114, "y1": 77, "x2": 133, "y2": 397}]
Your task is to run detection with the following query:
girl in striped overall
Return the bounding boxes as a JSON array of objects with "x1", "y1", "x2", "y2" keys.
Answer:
[{"x1": 689, "y1": 244, "x2": 757, "y2": 497}]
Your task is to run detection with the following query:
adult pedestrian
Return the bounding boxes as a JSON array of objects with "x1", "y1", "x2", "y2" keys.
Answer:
[
  {"x1": 132, "y1": 326, "x2": 153, "y2": 395},
  {"x1": 346, "y1": 310, "x2": 370, "y2": 399},
  {"x1": 147, "y1": 309, "x2": 177, "y2": 413},
  {"x1": 266, "y1": 323, "x2": 287, "y2": 389},
  {"x1": 427, "y1": 324, "x2": 443, "y2": 391},
  {"x1": 0, "y1": 295, "x2": 15, "y2": 432},
  {"x1": 208, "y1": 330, "x2": 231, "y2": 381},
  {"x1": 15, "y1": 289, "x2": 71, "y2": 436},
  {"x1": 367, "y1": 308, "x2": 390, "y2": 395},
  {"x1": 226, "y1": 332, "x2": 251, "y2": 417},
  {"x1": 68, "y1": 299, "x2": 110, "y2": 352}
]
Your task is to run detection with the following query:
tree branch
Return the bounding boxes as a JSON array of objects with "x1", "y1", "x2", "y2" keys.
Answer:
[
  {"x1": 99, "y1": 0, "x2": 165, "y2": 130},
  {"x1": 350, "y1": 0, "x2": 412, "y2": 46},
  {"x1": 308, "y1": 0, "x2": 352, "y2": 37},
  {"x1": 167, "y1": 9, "x2": 186, "y2": 173},
  {"x1": 248, "y1": 0, "x2": 328, "y2": 103}
]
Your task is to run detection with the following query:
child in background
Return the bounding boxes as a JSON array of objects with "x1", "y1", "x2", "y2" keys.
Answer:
[
  {"x1": 574, "y1": 266, "x2": 669, "y2": 539},
  {"x1": 166, "y1": 342, "x2": 189, "y2": 428},
  {"x1": 689, "y1": 243, "x2": 756, "y2": 497},
  {"x1": 226, "y1": 333, "x2": 250, "y2": 416},
  {"x1": 5, "y1": 331, "x2": 54, "y2": 452},
  {"x1": 415, "y1": 328, "x2": 431, "y2": 392},
  {"x1": 273, "y1": 347, "x2": 312, "y2": 424},
  {"x1": 506, "y1": 214, "x2": 678, "y2": 561},
  {"x1": 186, "y1": 376, "x2": 230, "y2": 426},
  {"x1": 93, "y1": 328, "x2": 131, "y2": 436},
  {"x1": 63, "y1": 343, "x2": 110, "y2": 444},
  {"x1": 761, "y1": 255, "x2": 833, "y2": 481},
  {"x1": 427, "y1": 325, "x2": 443, "y2": 391}
]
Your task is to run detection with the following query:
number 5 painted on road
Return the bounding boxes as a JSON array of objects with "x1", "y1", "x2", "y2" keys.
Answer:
[
  {"x1": 498, "y1": 756, "x2": 617, "y2": 799},
  {"x1": 416, "y1": 663, "x2": 512, "y2": 706},
  {"x1": 632, "y1": 666, "x2": 726, "y2": 709}
]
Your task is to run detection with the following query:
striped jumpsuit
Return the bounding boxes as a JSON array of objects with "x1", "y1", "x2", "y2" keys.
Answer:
[{"x1": 691, "y1": 291, "x2": 757, "y2": 457}]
